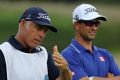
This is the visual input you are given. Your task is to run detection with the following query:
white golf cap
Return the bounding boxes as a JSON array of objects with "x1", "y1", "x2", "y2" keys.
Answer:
[{"x1": 73, "y1": 4, "x2": 107, "y2": 23}]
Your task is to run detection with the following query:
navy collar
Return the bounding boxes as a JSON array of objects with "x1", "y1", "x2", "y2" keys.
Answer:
[
  {"x1": 8, "y1": 35, "x2": 42, "y2": 53},
  {"x1": 71, "y1": 39, "x2": 98, "y2": 54}
]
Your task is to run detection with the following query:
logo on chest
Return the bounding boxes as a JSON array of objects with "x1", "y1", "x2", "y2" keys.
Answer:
[{"x1": 99, "y1": 56, "x2": 105, "y2": 62}]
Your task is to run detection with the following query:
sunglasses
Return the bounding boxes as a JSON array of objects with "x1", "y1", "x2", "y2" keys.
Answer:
[{"x1": 78, "y1": 20, "x2": 100, "y2": 27}]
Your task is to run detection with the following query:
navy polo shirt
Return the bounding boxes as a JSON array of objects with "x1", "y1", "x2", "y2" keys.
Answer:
[
  {"x1": 0, "y1": 36, "x2": 60, "y2": 80},
  {"x1": 61, "y1": 39, "x2": 120, "y2": 80}
]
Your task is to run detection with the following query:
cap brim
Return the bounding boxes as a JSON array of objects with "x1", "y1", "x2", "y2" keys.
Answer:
[
  {"x1": 80, "y1": 12, "x2": 108, "y2": 21},
  {"x1": 83, "y1": 15, "x2": 107, "y2": 21},
  {"x1": 97, "y1": 16, "x2": 107, "y2": 21},
  {"x1": 33, "y1": 21, "x2": 58, "y2": 32}
]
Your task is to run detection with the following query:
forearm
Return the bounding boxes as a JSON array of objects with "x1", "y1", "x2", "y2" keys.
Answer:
[
  {"x1": 93, "y1": 77, "x2": 108, "y2": 80},
  {"x1": 80, "y1": 76, "x2": 120, "y2": 80},
  {"x1": 94, "y1": 76, "x2": 120, "y2": 80}
]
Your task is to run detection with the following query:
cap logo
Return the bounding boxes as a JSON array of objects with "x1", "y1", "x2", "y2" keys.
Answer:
[
  {"x1": 25, "y1": 14, "x2": 31, "y2": 19},
  {"x1": 37, "y1": 13, "x2": 51, "y2": 21},
  {"x1": 85, "y1": 8, "x2": 97, "y2": 14},
  {"x1": 75, "y1": 15, "x2": 79, "y2": 20}
]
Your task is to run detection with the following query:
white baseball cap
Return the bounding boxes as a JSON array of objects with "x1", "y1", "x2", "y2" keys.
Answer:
[{"x1": 73, "y1": 4, "x2": 107, "y2": 23}]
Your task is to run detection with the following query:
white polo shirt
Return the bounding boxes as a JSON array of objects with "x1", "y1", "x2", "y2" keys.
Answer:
[{"x1": 0, "y1": 42, "x2": 48, "y2": 80}]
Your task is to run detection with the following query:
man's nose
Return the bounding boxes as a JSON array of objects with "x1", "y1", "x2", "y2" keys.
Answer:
[
  {"x1": 91, "y1": 24, "x2": 98, "y2": 29},
  {"x1": 38, "y1": 30, "x2": 46, "y2": 37}
]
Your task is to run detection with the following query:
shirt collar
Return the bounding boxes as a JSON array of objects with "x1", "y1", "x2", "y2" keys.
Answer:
[
  {"x1": 93, "y1": 45, "x2": 99, "y2": 53},
  {"x1": 71, "y1": 39, "x2": 98, "y2": 53},
  {"x1": 8, "y1": 35, "x2": 42, "y2": 53}
]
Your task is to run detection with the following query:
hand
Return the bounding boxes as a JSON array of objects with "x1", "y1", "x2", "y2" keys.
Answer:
[
  {"x1": 53, "y1": 45, "x2": 72, "y2": 80},
  {"x1": 107, "y1": 73, "x2": 114, "y2": 78},
  {"x1": 52, "y1": 45, "x2": 69, "y2": 71}
]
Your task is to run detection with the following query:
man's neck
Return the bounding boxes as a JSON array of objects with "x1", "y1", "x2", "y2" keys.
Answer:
[
  {"x1": 75, "y1": 36, "x2": 93, "y2": 53},
  {"x1": 15, "y1": 34, "x2": 33, "y2": 53}
]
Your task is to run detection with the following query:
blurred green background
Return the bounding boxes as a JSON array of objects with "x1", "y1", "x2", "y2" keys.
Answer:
[{"x1": 0, "y1": 1, "x2": 119, "y2": 67}]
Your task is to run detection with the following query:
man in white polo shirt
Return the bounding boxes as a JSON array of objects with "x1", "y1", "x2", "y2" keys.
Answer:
[{"x1": 0, "y1": 7, "x2": 71, "y2": 80}]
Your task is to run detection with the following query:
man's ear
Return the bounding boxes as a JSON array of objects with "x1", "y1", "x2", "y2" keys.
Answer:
[
  {"x1": 74, "y1": 22, "x2": 80, "y2": 30},
  {"x1": 19, "y1": 19, "x2": 26, "y2": 30}
]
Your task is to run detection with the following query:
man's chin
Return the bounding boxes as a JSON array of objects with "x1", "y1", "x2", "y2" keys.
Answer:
[
  {"x1": 82, "y1": 36, "x2": 95, "y2": 41},
  {"x1": 30, "y1": 44, "x2": 40, "y2": 49},
  {"x1": 86, "y1": 37, "x2": 95, "y2": 41}
]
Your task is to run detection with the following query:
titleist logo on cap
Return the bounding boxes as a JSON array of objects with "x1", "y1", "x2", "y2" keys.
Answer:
[
  {"x1": 85, "y1": 8, "x2": 98, "y2": 14},
  {"x1": 25, "y1": 13, "x2": 51, "y2": 21},
  {"x1": 37, "y1": 13, "x2": 51, "y2": 21}
]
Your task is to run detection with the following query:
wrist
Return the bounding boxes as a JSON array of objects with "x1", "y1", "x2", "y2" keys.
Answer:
[
  {"x1": 89, "y1": 77, "x2": 94, "y2": 80},
  {"x1": 60, "y1": 67, "x2": 69, "y2": 73}
]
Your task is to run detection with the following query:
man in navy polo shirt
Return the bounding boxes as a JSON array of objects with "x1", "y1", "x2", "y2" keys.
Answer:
[
  {"x1": 61, "y1": 4, "x2": 120, "y2": 80},
  {"x1": 0, "y1": 7, "x2": 71, "y2": 80}
]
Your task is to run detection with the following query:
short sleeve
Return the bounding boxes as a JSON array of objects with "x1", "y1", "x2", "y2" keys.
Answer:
[
  {"x1": 0, "y1": 49, "x2": 7, "y2": 80},
  {"x1": 47, "y1": 53, "x2": 60, "y2": 80}
]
